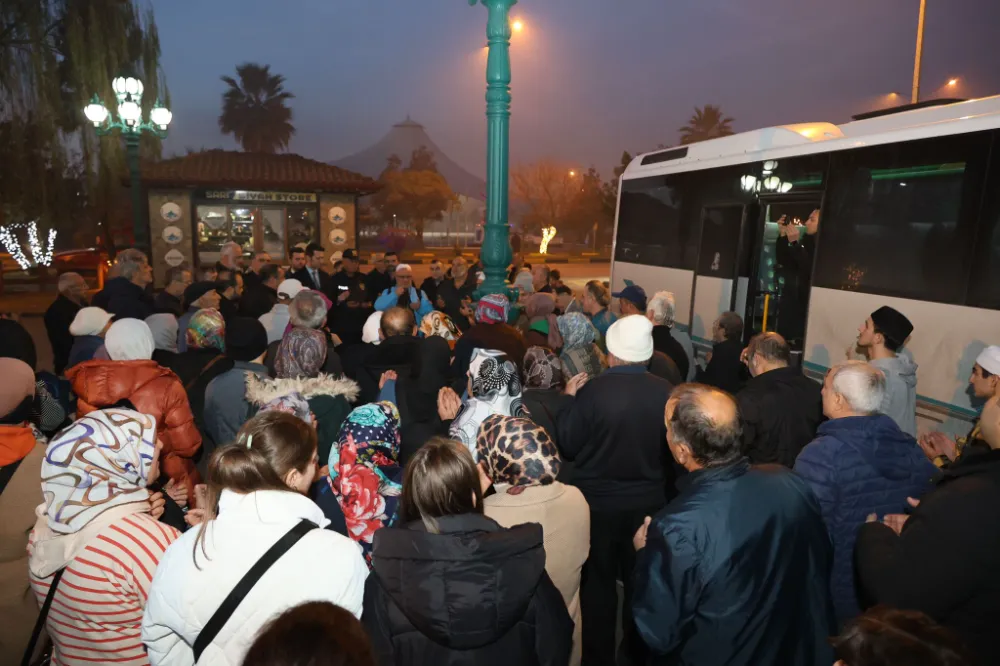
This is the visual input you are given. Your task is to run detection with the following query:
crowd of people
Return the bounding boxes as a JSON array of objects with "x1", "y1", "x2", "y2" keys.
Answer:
[{"x1": 0, "y1": 242, "x2": 997, "y2": 666}]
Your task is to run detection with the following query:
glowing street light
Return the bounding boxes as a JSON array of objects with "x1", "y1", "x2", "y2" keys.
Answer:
[
  {"x1": 947, "y1": 78, "x2": 959, "y2": 87},
  {"x1": 568, "y1": 170, "x2": 576, "y2": 177},
  {"x1": 512, "y1": 18, "x2": 524, "y2": 32}
]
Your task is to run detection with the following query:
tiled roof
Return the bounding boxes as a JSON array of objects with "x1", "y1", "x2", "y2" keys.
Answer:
[{"x1": 139, "y1": 150, "x2": 380, "y2": 194}]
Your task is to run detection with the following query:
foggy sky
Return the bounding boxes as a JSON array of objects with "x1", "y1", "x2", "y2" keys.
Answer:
[{"x1": 150, "y1": 0, "x2": 1000, "y2": 179}]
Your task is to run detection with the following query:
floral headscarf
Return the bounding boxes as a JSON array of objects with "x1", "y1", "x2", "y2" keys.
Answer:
[
  {"x1": 558, "y1": 312, "x2": 598, "y2": 350},
  {"x1": 523, "y1": 346, "x2": 564, "y2": 390},
  {"x1": 449, "y1": 349, "x2": 525, "y2": 454},
  {"x1": 420, "y1": 311, "x2": 461, "y2": 347},
  {"x1": 475, "y1": 293, "x2": 510, "y2": 325},
  {"x1": 186, "y1": 308, "x2": 226, "y2": 352},
  {"x1": 476, "y1": 415, "x2": 561, "y2": 494},
  {"x1": 328, "y1": 401, "x2": 402, "y2": 565},
  {"x1": 275, "y1": 328, "x2": 327, "y2": 379},
  {"x1": 41, "y1": 409, "x2": 157, "y2": 534},
  {"x1": 259, "y1": 392, "x2": 315, "y2": 425}
]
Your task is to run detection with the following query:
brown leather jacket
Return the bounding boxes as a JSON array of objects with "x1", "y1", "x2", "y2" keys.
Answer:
[{"x1": 68, "y1": 360, "x2": 202, "y2": 492}]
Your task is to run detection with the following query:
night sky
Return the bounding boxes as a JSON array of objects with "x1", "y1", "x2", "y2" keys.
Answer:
[{"x1": 151, "y1": 0, "x2": 1000, "y2": 178}]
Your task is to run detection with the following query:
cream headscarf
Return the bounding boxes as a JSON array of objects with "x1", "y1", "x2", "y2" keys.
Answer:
[
  {"x1": 145, "y1": 314, "x2": 179, "y2": 353},
  {"x1": 104, "y1": 318, "x2": 156, "y2": 361}
]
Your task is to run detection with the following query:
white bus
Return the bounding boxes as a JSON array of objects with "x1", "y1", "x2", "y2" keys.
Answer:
[{"x1": 610, "y1": 96, "x2": 1000, "y2": 437}]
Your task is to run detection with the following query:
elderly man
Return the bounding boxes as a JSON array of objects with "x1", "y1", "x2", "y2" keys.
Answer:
[
  {"x1": 532, "y1": 263, "x2": 554, "y2": 293},
  {"x1": 435, "y1": 255, "x2": 477, "y2": 331},
  {"x1": 419, "y1": 259, "x2": 446, "y2": 306},
  {"x1": 91, "y1": 248, "x2": 154, "y2": 321},
  {"x1": 558, "y1": 314, "x2": 674, "y2": 665},
  {"x1": 737, "y1": 332, "x2": 823, "y2": 467},
  {"x1": 856, "y1": 390, "x2": 1000, "y2": 664},
  {"x1": 154, "y1": 265, "x2": 192, "y2": 317},
  {"x1": 373, "y1": 263, "x2": 432, "y2": 321},
  {"x1": 794, "y1": 361, "x2": 935, "y2": 623},
  {"x1": 176, "y1": 282, "x2": 222, "y2": 352},
  {"x1": 259, "y1": 278, "x2": 304, "y2": 343},
  {"x1": 216, "y1": 240, "x2": 243, "y2": 274},
  {"x1": 356, "y1": 306, "x2": 421, "y2": 404},
  {"x1": 633, "y1": 383, "x2": 836, "y2": 665},
  {"x1": 697, "y1": 311, "x2": 747, "y2": 394},
  {"x1": 646, "y1": 290, "x2": 693, "y2": 380},
  {"x1": 242, "y1": 250, "x2": 272, "y2": 289},
  {"x1": 44, "y1": 272, "x2": 88, "y2": 374},
  {"x1": 612, "y1": 283, "x2": 646, "y2": 317}
]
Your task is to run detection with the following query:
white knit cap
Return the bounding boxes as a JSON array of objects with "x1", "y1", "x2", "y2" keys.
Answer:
[
  {"x1": 976, "y1": 345, "x2": 1000, "y2": 376},
  {"x1": 606, "y1": 314, "x2": 654, "y2": 363},
  {"x1": 363, "y1": 311, "x2": 383, "y2": 345},
  {"x1": 277, "y1": 278, "x2": 305, "y2": 299},
  {"x1": 69, "y1": 307, "x2": 114, "y2": 336}
]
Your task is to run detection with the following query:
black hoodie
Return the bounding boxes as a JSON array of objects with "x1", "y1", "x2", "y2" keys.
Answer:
[{"x1": 362, "y1": 513, "x2": 573, "y2": 666}]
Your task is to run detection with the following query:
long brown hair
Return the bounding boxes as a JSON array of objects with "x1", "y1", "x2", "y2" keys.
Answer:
[
  {"x1": 399, "y1": 437, "x2": 482, "y2": 533},
  {"x1": 193, "y1": 411, "x2": 317, "y2": 566}
]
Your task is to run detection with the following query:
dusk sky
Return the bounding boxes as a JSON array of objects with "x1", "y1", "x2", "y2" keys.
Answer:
[{"x1": 150, "y1": 0, "x2": 1000, "y2": 179}]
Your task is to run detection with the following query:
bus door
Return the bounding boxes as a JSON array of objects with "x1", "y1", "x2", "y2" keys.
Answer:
[
  {"x1": 743, "y1": 195, "x2": 823, "y2": 357},
  {"x1": 687, "y1": 203, "x2": 755, "y2": 345}
]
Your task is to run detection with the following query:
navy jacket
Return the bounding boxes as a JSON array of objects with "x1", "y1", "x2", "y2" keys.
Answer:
[
  {"x1": 92, "y1": 276, "x2": 153, "y2": 321},
  {"x1": 794, "y1": 414, "x2": 936, "y2": 622},
  {"x1": 633, "y1": 459, "x2": 836, "y2": 666}
]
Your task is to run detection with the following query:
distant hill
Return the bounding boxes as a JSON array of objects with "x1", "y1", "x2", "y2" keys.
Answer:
[{"x1": 330, "y1": 117, "x2": 486, "y2": 201}]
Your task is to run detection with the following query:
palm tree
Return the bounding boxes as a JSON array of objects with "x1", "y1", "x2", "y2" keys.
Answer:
[
  {"x1": 219, "y1": 63, "x2": 294, "y2": 153},
  {"x1": 678, "y1": 105, "x2": 735, "y2": 145}
]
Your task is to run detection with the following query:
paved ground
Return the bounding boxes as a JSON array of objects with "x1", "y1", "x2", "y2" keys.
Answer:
[{"x1": 5, "y1": 262, "x2": 610, "y2": 375}]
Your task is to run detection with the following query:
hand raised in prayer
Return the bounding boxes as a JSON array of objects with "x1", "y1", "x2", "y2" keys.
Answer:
[
  {"x1": 185, "y1": 509, "x2": 208, "y2": 528},
  {"x1": 564, "y1": 373, "x2": 589, "y2": 397},
  {"x1": 380, "y1": 370, "x2": 398, "y2": 389},
  {"x1": 395, "y1": 286, "x2": 407, "y2": 297},
  {"x1": 193, "y1": 484, "x2": 208, "y2": 510},
  {"x1": 633, "y1": 516, "x2": 653, "y2": 551},
  {"x1": 918, "y1": 432, "x2": 957, "y2": 463},
  {"x1": 164, "y1": 478, "x2": 188, "y2": 509},
  {"x1": 149, "y1": 491, "x2": 166, "y2": 520},
  {"x1": 437, "y1": 387, "x2": 462, "y2": 421}
]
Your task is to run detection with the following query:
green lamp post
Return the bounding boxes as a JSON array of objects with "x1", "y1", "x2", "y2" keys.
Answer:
[
  {"x1": 470, "y1": 0, "x2": 516, "y2": 300},
  {"x1": 83, "y1": 74, "x2": 172, "y2": 250}
]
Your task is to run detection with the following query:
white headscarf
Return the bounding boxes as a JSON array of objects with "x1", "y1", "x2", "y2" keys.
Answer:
[
  {"x1": 449, "y1": 348, "x2": 525, "y2": 457},
  {"x1": 363, "y1": 311, "x2": 383, "y2": 345},
  {"x1": 145, "y1": 314, "x2": 179, "y2": 353},
  {"x1": 105, "y1": 318, "x2": 155, "y2": 361}
]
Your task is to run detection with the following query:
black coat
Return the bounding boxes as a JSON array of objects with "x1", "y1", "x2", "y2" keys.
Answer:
[
  {"x1": 419, "y1": 277, "x2": 444, "y2": 307},
  {"x1": 736, "y1": 366, "x2": 823, "y2": 467},
  {"x1": 92, "y1": 276, "x2": 154, "y2": 322},
  {"x1": 648, "y1": 351, "x2": 682, "y2": 386},
  {"x1": 362, "y1": 514, "x2": 573, "y2": 666},
  {"x1": 557, "y1": 365, "x2": 675, "y2": 511},
  {"x1": 435, "y1": 278, "x2": 477, "y2": 332},
  {"x1": 239, "y1": 284, "x2": 278, "y2": 319},
  {"x1": 855, "y1": 448, "x2": 1000, "y2": 664},
  {"x1": 366, "y1": 268, "x2": 393, "y2": 299},
  {"x1": 633, "y1": 460, "x2": 836, "y2": 665},
  {"x1": 652, "y1": 325, "x2": 689, "y2": 381},
  {"x1": 153, "y1": 290, "x2": 184, "y2": 317},
  {"x1": 288, "y1": 267, "x2": 335, "y2": 297},
  {"x1": 43, "y1": 294, "x2": 81, "y2": 375},
  {"x1": 356, "y1": 336, "x2": 423, "y2": 405},
  {"x1": 697, "y1": 337, "x2": 748, "y2": 395}
]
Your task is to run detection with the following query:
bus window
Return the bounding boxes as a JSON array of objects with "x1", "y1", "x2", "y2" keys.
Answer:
[
  {"x1": 967, "y1": 130, "x2": 1000, "y2": 309},
  {"x1": 813, "y1": 132, "x2": 991, "y2": 304},
  {"x1": 615, "y1": 176, "x2": 689, "y2": 268}
]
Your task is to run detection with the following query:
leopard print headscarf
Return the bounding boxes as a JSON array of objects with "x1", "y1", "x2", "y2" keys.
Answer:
[{"x1": 475, "y1": 414, "x2": 561, "y2": 493}]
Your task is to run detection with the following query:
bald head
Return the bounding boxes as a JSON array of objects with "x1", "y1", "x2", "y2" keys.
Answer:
[
  {"x1": 381, "y1": 306, "x2": 416, "y2": 338},
  {"x1": 666, "y1": 383, "x2": 743, "y2": 469}
]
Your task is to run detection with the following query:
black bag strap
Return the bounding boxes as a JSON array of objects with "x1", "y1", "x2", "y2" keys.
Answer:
[
  {"x1": 192, "y1": 519, "x2": 317, "y2": 662},
  {"x1": 21, "y1": 568, "x2": 64, "y2": 666}
]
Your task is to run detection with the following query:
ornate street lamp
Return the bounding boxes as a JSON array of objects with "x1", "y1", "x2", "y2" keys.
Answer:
[
  {"x1": 84, "y1": 73, "x2": 171, "y2": 249},
  {"x1": 470, "y1": 0, "x2": 516, "y2": 300}
]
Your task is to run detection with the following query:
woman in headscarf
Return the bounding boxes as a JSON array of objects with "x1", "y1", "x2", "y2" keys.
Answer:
[
  {"x1": 419, "y1": 310, "x2": 461, "y2": 349},
  {"x1": 68, "y1": 318, "x2": 203, "y2": 496},
  {"x1": 557, "y1": 311, "x2": 607, "y2": 380},
  {"x1": 451, "y1": 293, "x2": 527, "y2": 382},
  {"x1": 449, "y1": 348, "x2": 525, "y2": 453},
  {"x1": 521, "y1": 346, "x2": 574, "y2": 454},
  {"x1": 323, "y1": 401, "x2": 402, "y2": 566},
  {"x1": 172, "y1": 308, "x2": 235, "y2": 437},
  {"x1": 0, "y1": 317, "x2": 67, "y2": 434},
  {"x1": 523, "y1": 293, "x2": 563, "y2": 350},
  {"x1": 0, "y1": 358, "x2": 47, "y2": 659},
  {"x1": 27, "y1": 409, "x2": 181, "y2": 665},
  {"x1": 247, "y1": 327, "x2": 360, "y2": 463},
  {"x1": 477, "y1": 414, "x2": 590, "y2": 666},
  {"x1": 145, "y1": 312, "x2": 180, "y2": 371}
]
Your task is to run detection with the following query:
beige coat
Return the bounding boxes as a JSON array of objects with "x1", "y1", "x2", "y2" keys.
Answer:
[
  {"x1": 0, "y1": 436, "x2": 45, "y2": 666},
  {"x1": 484, "y1": 481, "x2": 590, "y2": 666}
]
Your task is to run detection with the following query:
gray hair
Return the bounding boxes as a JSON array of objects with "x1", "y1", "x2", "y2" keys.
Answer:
[
  {"x1": 115, "y1": 249, "x2": 148, "y2": 280},
  {"x1": 289, "y1": 291, "x2": 328, "y2": 329},
  {"x1": 220, "y1": 241, "x2": 242, "y2": 260},
  {"x1": 57, "y1": 272, "x2": 84, "y2": 294},
  {"x1": 646, "y1": 291, "x2": 677, "y2": 327},
  {"x1": 830, "y1": 361, "x2": 886, "y2": 414}
]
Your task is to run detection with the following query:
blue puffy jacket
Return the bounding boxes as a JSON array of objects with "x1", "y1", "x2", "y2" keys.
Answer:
[{"x1": 794, "y1": 414, "x2": 936, "y2": 623}]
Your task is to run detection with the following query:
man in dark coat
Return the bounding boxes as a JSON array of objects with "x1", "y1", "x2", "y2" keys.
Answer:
[
  {"x1": 329, "y1": 249, "x2": 373, "y2": 345},
  {"x1": 855, "y1": 392, "x2": 1000, "y2": 665},
  {"x1": 355, "y1": 307, "x2": 421, "y2": 404},
  {"x1": 153, "y1": 265, "x2": 192, "y2": 317},
  {"x1": 557, "y1": 314, "x2": 674, "y2": 666},
  {"x1": 241, "y1": 249, "x2": 271, "y2": 290},
  {"x1": 288, "y1": 242, "x2": 334, "y2": 296},
  {"x1": 92, "y1": 248, "x2": 154, "y2": 321},
  {"x1": 418, "y1": 259, "x2": 446, "y2": 307},
  {"x1": 435, "y1": 256, "x2": 477, "y2": 332},
  {"x1": 633, "y1": 383, "x2": 836, "y2": 665},
  {"x1": 239, "y1": 263, "x2": 281, "y2": 319},
  {"x1": 697, "y1": 311, "x2": 748, "y2": 394},
  {"x1": 737, "y1": 332, "x2": 823, "y2": 466},
  {"x1": 365, "y1": 252, "x2": 393, "y2": 298},
  {"x1": 44, "y1": 272, "x2": 87, "y2": 375}
]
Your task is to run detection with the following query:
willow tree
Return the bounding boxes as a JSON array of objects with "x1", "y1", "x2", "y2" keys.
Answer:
[{"x1": 0, "y1": 0, "x2": 167, "y2": 247}]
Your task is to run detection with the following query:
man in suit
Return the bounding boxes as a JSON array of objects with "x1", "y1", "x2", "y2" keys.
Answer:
[{"x1": 289, "y1": 242, "x2": 333, "y2": 296}]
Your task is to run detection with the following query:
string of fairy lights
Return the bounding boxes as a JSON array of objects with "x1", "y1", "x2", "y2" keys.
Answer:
[{"x1": 0, "y1": 221, "x2": 57, "y2": 269}]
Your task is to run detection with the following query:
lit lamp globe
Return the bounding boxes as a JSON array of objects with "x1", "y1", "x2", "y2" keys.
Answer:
[
  {"x1": 84, "y1": 97, "x2": 109, "y2": 127},
  {"x1": 118, "y1": 98, "x2": 141, "y2": 127},
  {"x1": 113, "y1": 75, "x2": 144, "y2": 103},
  {"x1": 150, "y1": 103, "x2": 172, "y2": 131}
]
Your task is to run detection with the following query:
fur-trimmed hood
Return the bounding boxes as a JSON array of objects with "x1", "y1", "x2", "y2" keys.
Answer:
[{"x1": 245, "y1": 373, "x2": 360, "y2": 406}]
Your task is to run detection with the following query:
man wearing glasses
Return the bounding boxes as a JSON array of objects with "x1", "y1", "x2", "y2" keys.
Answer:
[{"x1": 373, "y1": 263, "x2": 432, "y2": 321}]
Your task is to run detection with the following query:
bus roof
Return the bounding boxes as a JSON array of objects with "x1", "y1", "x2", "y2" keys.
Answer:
[{"x1": 624, "y1": 95, "x2": 1000, "y2": 179}]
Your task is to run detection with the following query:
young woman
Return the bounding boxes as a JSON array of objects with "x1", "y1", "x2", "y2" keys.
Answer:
[
  {"x1": 832, "y1": 606, "x2": 973, "y2": 666},
  {"x1": 362, "y1": 437, "x2": 573, "y2": 666},
  {"x1": 142, "y1": 411, "x2": 368, "y2": 666},
  {"x1": 477, "y1": 415, "x2": 590, "y2": 666},
  {"x1": 28, "y1": 409, "x2": 180, "y2": 666}
]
